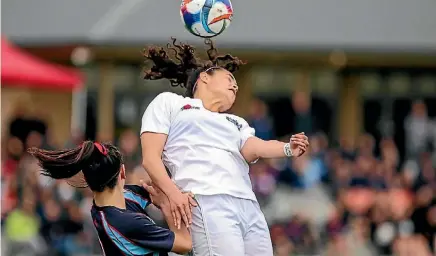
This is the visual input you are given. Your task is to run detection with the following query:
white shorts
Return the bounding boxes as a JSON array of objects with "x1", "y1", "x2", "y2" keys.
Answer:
[{"x1": 189, "y1": 194, "x2": 273, "y2": 256}]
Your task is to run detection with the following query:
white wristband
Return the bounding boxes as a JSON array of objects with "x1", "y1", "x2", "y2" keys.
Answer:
[{"x1": 283, "y1": 143, "x2": 293, "y2": 157}]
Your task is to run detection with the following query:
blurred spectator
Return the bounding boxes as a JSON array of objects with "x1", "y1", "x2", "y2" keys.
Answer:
[
  {"x1": 292, "y1": 91, "x2": 315, "y2": 135},
  {"x1": 339, "y1": 136, "x2": 357, "y2": 161},
  {"x1": 310, "y1": 132, "x2": 328, "y2": 159},
  {"x1": 117, "y1": 129, "x2": 141, "y2": 171},
  {"x1": 392, "y1": 235, "x2": 432, "y2": 256},
  {"x1": 250, "y1": 160, "x2": 277, "y2": 206},
  {"x1": 4, "y1": 192, "x2": 46, "y2": 256},
  {"x1": 26, "y1": 131, "x2": 44, "y2": 150},
  {"x1": 126, "y1": 165, "x2": 149, "y2": 185},
  {"x1": 270, "y1": 224, "x2": 294, "y2": 256},
  {"x1": 285, "y1": 214, "x2": 317, "y2": 254},
  {"x1": 358, "y1": 134, "x2": 376, "y2": 158},
  {"x1": 64, "y1": 128, "x2": 85, "y2": 148},
  {"x1": 269, "y1": 213, "x2": 318, "y2": 255},
  {"x1": 404, "y1": 100, "x2": 432, "y2": 158},
  {"x1": 9, "y1": 113, "x2": 47, "y2": 145},
  {"x1": 324, "y1": 207, "x2": 346, "y2": 241},
  {"x1": 42, "y1": 127, "x2": 58, "y2": 150},
  {"x1": 2, "y1": 136, "x2": 24, "y2": 177},
  {"x1": 248, "y1": 98, "x2": 274, "y2": 140},
  {"x1": 281, "y1": 137, "x2": 327, "y2": 190},
  {"x1": 380, "y1": 137, "x2": 400, "y2": 170},
  {"x1": 2, "y1": 173, "x2": 19, "y2": 219}
]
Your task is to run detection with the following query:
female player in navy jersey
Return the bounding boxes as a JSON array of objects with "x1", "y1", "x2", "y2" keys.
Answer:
[
  {"x1": 29, "y1": 141, "x2": 194, "y2": 256},
  {"x1": 140, "y1": 39, "x2": 309, "y2": 255}
]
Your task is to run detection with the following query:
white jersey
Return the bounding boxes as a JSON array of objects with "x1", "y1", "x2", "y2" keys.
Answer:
[{"x1": 140, "y1": 92, "x2": 257, "y2": 201}]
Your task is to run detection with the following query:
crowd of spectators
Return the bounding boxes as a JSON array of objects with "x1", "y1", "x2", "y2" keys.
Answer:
[
  {"x1": 2, "y1": 95, "x2": 435, "y2": 256},
  {"x1": 249, "y1": 97, "x2": 436, "y2": 256},
  {"x1": 1, "y1": 119, "x2": 146, "y2": 256}
]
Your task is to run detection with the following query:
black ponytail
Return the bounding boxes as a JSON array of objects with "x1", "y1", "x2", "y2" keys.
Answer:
[{"x1": 28, "y1": 141, "x2": 124, "y2": 192}]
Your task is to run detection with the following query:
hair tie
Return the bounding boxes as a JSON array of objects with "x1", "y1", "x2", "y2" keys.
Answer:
[{"x1": 94, "y1": 142, "x2": 108, "y2": 156}]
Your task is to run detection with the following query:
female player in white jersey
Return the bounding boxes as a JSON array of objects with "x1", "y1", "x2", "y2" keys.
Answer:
[{"x1": 140, "y1": 38, "x2": 309, "y2": 256}]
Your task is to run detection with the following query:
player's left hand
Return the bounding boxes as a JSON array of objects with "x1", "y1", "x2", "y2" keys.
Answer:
[
  {"x1": 290, "y1": 132, "x2": 309, "y2": 157},
  {"x1": 141, "y1": 180, "x2": 169, "y2": 209},
  {"x1": 182, "y1": 191, "x2": 197, "y2": 210}
]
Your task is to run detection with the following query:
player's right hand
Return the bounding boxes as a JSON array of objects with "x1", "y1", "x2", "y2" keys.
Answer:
[{"x1": 168, "y1": 190, "x2": 197, "y2": 229}]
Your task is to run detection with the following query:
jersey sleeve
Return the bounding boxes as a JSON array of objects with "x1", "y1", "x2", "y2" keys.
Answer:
[
  {"x1": 128, "y1": 214, "x2": 175, "y2": 253},
  {"x1": 238, "y1": 117, "x2": 256, "y2": 150},
  {"x1": 237, "y1": 117, "x2": 258, "y2": 164},
  {"x1": 103, "y1": 211, "x2": 175, "y2": 254},
  {"x1": 140, "y1": 92, "x2": 178, "y2": 135},
  {"x1": 123, "y1": 185, "x2": 152, "y2": 210}
]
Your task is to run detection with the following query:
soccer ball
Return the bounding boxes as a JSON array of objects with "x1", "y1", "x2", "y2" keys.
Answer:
[{"x1": 180, "y1": 0, "x2": 233, "y2": 38}]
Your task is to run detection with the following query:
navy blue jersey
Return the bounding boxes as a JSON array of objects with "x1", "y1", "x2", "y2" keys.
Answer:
[{"x1": 91, "y1": 185, "x2": 175, "y2": 256}]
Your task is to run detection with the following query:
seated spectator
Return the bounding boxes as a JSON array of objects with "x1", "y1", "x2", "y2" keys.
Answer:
[
  {"x1": 250, "y1": 160, "x2": 277, "y2": 206},
  {"x1": 325, "y1": 207, "x2": 347, "y2": 240},
  {"x1": 4, "y1": 193, "x2": 46, "y2": 256},
  {"x1": 248, "y1": 98, "x2": 275, "y2": 141},
  {"x1": 283, "y1": 151, "x2": 326, "y2": 190},
  {"x1": 285, "y1": 214, "x2": 317, "y2": 253},
  {"x1": 270, "y1": 224, "x2": 294, "y2": 256},
  {"x1": 117, "y1": 129, "x2": 141, "y2": 171}
]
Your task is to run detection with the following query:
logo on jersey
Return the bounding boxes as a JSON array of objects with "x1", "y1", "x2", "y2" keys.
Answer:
[
  {"x1": 181, "y1": 104, "x2": 200, "y2": 111},
  {"x1": 226, "y1": 116, "x2": 242, "y2": 131}
]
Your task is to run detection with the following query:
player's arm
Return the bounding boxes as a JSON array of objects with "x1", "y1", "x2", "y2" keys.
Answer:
[
  {"x1": 140, "y1": 93, "x2": 181, "y2": 198},
  {"x1": 140, "y1": 93, "x2": 196, "y2": 229},
  {"x1": 141, "y1": 133, "x2": 196, "y2": 228},
  {"x1": 241, "y1": 133, "x2": 309, "y2": 163},
  {"x1": 236, "y1": 117, "x2": 308, "y2": 162},
  {"x1": 123, "y1": 185, "x2": 152, "y2": 210},
  {"x1": 161, "y1": 204, "x2": 192, "y2": 254},
  {"x1": 141, "y1": 182, "x2": 192, "y2": 254},
  {"x1": 122, "y1": 211, "x2": 192, "y2": 254},
  {"x1": 140, "y1": 133, "x2": 181, "y2": 199}
]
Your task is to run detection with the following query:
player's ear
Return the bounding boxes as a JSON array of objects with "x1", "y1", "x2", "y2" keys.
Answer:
[
  {"x1": 120, "y1": 164, "x2": 126, "y2": 180},
  {"x1": 199, "y1": 72, "x2": 209, "y2": 84}
]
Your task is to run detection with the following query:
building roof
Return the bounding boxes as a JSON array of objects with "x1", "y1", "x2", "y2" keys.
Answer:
[{"x1": 3, "y1": 0, "x2": 436, "y2": 53}]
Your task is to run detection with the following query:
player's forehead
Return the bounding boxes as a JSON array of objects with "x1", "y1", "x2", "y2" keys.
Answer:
[{"x1": 215, "y1": 68, "x2": 236, "y2": 81}]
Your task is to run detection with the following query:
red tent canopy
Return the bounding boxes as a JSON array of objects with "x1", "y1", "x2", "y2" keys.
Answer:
[{"x1": 1, "y1": 38, "x2": 83, "y2": 91}]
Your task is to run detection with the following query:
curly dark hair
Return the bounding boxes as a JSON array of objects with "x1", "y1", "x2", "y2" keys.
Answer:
[{"x1": 143, "y1": 38, "x2": 245, "y2": 97}]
